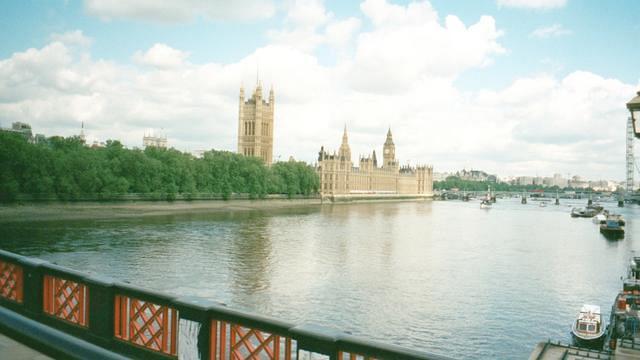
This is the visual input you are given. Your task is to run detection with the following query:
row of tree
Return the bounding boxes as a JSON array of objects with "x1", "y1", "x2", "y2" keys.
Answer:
[
  {"x1": 0, "y1": 132, "x2": 319, "y2": 202},
  {"x1": 434, "y1": 176, "x2": 607, "y2": 193}
]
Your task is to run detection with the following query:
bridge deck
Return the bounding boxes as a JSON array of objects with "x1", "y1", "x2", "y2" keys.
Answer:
[{"x1": 0, "y1": 333, "x2": 51, "y2": 360}]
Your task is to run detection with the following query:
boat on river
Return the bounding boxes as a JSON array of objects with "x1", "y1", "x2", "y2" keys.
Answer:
[
  {"x1": 480, "y1": 199, "x2": 491, "y2": 209},
  {"x1": 571, "y1": 304, "x2": 606, "y2": 349},
  {"x1": 571, "y1": 207, "x2": 599, "y2": 218},
  {"x1": 600, "y1": 215, "x2": 625, "y2": 239},
  {"x1": 604, "y1": 257, "x2": 640, "y2": 352}
]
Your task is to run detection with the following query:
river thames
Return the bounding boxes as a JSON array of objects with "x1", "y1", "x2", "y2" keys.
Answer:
[{"x1": 1, "y1": 198, "x2": 638, "y2": 359}]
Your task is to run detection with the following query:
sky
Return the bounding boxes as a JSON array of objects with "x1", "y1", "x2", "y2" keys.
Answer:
[{"x1": 0, "y1": 0, "x2": 639, "y2": 179}]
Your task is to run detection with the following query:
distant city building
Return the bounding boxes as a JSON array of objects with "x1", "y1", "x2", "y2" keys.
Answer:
[
  {"x1": 433, "y1": 172, "x2": 452, "y2": 181},
  {"x1": 317, "y1": 127, "x2": 433, "y2": 197},
  {"x1": 569, "y1": 175, "x2": 589, "y2": 189},
  {"x1": 455, "y1": 169, "x2": 497, "y2": 182},
  {"x1": 237, "y1": 82, "x2": 274, "y2": 164},
  {"x1": 143, "y1": 133, "x2": 167, "y2": 149},
  {"x1": 10, "y1": 122, "x2": 33, "y2": 139},
  {"x1": 1, "y1": 122, "x2": 45, "y2": 144},
  {"x1": 550, "y1": 173, "x2": 568, "y2": 188},
  {"x1": 516, "y1": 176, "x2": 534, "y2": 186}
]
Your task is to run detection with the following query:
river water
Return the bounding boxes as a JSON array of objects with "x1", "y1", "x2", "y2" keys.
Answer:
[{"x1": 2, "y1": 198, "x2": 639, "y2": 359}]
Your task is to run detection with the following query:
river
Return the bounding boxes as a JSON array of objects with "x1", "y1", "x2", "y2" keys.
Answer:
[{"x1": 1, "y1": 198, "x2": 638, "y2": 359}]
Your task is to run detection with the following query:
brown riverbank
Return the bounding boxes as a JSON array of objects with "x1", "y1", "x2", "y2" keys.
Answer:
[{"x1": 0, "y1": 198, "x2": 323, "y2": 223}]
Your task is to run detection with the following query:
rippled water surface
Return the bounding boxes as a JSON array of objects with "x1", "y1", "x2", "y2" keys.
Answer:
[{"x1": 2, "y1": 198, "x2": 640, "y2": 359}]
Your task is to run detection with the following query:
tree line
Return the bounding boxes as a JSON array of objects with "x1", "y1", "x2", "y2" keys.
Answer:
[
  {"x1": 0, "y1": 131, "x2": 319, "y2": 202},
  {"x1": 434, "y1": 176, "x2": 605, "y2": 193}
]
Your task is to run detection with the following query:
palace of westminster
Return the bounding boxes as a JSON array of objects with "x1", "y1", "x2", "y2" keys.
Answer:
[{"x1": 237, "y1": 83, "x2": 433, "y2": 198}]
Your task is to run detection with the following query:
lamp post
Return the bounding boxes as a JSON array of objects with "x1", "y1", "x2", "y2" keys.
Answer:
[
  {"x1": 627, "y1": 90, "x2": 640, "y2": 197},
  {"x1": 628, "y1": 90, "x2": 640, "y2": 138}
]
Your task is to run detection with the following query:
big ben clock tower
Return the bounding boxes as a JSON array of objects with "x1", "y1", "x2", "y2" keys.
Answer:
[{"x1": 383, "y1": 128, "x2": 397, "y2": 168}]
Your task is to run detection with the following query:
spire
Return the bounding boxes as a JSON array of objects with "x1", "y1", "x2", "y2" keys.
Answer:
[
  {"x1": 255, "y1": 80, "x2": 262, "y2": 98},
  {"x1": 269, "y1": 84, "x2": 274, "y2": 102},
  {"x1": 339, "y1": 125, "x2": 351, "y2": 161},
  {"x1": 385, "y1": 127, "x2": 394, "y2": 146},
  {"x1": 79, "y1": 121, "x2": 86, "y2": 142}
]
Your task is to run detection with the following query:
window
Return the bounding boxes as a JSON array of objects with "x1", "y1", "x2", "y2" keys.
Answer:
[
  {"x1": 587, "y1": 324, "x2": 595, "y2": 332},
  {"x1": 578, "y1": 323, "x2": 587, "y2": 331}
]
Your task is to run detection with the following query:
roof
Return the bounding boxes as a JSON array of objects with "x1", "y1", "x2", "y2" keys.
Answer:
[
  {"x1": 579, "y1": 304, "x2": 601, "y2": 315},
  {"x1": 628, "y1": 90, "x2": 640, "y2": 110}
]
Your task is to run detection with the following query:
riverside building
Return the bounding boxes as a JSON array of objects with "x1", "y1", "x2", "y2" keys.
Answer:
[
  {"x1": 317, "y1": 127, "x2": 433, "y2": 199},
  {"x1": 237, "y1": 82, "x2": 274, "y2": 164}
]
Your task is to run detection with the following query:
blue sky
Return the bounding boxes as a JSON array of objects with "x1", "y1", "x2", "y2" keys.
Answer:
[
  {"x1": 2, "y1": 0, "x2": 637, "y2": 89},
  {"x1": 0, "y1": 0, "x2": 639, "y2": 179}
]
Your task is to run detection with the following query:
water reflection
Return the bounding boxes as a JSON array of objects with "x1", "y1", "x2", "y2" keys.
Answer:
[{"x1": 2, "y1": 199, "x2": 640, "y2": 359}]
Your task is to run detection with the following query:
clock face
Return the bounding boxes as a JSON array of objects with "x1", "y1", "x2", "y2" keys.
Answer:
[{"x1": 384, "y1": 149, "x2": 389, "y2": 154}]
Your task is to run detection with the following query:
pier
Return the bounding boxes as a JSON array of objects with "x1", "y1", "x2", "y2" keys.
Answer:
[{"x1": 530, "y1": 340, "x2": 640, "y2": 360}]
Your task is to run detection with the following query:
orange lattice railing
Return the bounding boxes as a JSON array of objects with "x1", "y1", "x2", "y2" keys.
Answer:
[
  {"x1": 114, "y1": 295, "x2": 178, "y2": 357},
  {"x1": 43, "y1": 275, "x2": 89, "y2": 327},
  {"x1": 0, "y1": 260, "x2": 23, "y2": 303},
  {"x1": 210, "y1": 320, "x2": 293, "y2": 360}
]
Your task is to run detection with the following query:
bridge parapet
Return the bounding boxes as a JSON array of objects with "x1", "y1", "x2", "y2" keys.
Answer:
[{"x1": 0, "y1": 249, "x2": 450, "y2": 360}]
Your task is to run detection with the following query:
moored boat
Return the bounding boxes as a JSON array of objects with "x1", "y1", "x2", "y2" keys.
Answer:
[
  {"x1": 480, "y1": 199, "x2": 491, "y2": 209},
  {"x1": 600, "y1": 215, "x2": 625, "y2": 239},
  {"x1": 571, "y1": 304, "x2": 606, "y2": 349},
  {"x1": 571, "y1": 207, "x2": 599, "y2": 218}
]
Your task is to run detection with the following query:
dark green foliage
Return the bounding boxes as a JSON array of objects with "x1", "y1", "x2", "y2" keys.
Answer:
[
  {"x1": 0, "y1": 132, "x2": 319, "y2": 202},
  {"x1": 435, "y1": 176, "x2": 578, "y2": 192}
]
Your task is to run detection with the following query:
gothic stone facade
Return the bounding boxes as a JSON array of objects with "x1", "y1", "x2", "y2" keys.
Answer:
[
  {"x1": 237, "y1": 82, "x2": 274, "y2": 164},
  {"x1": 317, "y1": 127, "x2": 433, "y2": 197}
]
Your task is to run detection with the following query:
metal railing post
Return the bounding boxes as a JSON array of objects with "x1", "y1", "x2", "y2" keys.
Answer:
[
  {"x1": 85, "y1": 274, "x2": 115, "y2": 347},
  {"x1": 19, "y1": 257, "x2": 48, "y2": 317},
  {"x1": 290, "y1": 324, "x2": 340, "y2": 360},
  {"x1": 174, "y1": 296, "x2": 219, "y2": 359}
]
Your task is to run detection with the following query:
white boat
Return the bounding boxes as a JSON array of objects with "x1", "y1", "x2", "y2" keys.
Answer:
[
  {"x1": 480, "y1": 186, "x2": 492, "y2": 209},
  {"x1": 571, "y1": 304, "x2": 605, "y2": 349},
  {"x1": 592, "y1": 214, "x2": 606, "y2": 224},
  {"x1": 539, "y1": 201, "x2": 547, "y2": 207}
]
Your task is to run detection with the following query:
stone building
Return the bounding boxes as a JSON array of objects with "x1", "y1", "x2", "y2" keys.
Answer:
[
  {"x1": 237, "y1": 82, "x2": 274, "y2": 164},
  {"x1": 143, "y1": 133, "x2": 167, "y2": 149},
  {"x1": 317, "y1": 127, "x2": 433, "y2": 198}
]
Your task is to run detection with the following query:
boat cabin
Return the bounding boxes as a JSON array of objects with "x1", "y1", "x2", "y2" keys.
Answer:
[{"x1": 574, "y1": 305, "x2": 602, "y2": 338}]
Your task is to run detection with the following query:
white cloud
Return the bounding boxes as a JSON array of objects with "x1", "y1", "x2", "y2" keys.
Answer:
[
  {"x1": 349, "y1": 0, "x2": 504, "y2": 93},
  {"x1": 497, "y1": 0, "x2": 567, "y2": 9},
  {"x1": 50, "y1": 30, "x2": 93, "y2": 47},
  {"x1": 133, "y1": 44, "x2": 190, "y2": 69},
  {"x1": 83, "y1": 0, "x2": 276, "y2": 22},
  {"x1": 530, "y1": 24, "x2": 571, "y2": 38},
  {"x1": 1, "y1": 0, "x2": 636, "y2": 181},
  {"x1": 267, "y1": 0, "x2": 362, "y2": 53}
]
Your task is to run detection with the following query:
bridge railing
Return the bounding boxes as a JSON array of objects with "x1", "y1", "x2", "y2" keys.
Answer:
[{"x1": 0, "y1": 249, "x2": 449, "y2": 360}]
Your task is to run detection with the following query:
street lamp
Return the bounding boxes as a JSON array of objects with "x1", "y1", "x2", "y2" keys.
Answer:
[{"x1": 628, "y1": 90, "x2": 640, "y2": 138}]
